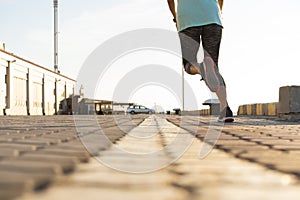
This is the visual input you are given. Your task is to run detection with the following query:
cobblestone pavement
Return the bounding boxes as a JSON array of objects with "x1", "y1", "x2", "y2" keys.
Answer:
[{"x1": 1, "y1": 115, "x2": 300, "y2": 200}]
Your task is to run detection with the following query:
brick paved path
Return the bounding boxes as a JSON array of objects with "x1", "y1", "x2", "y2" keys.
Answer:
[
  {"x1": 1, "y1": 115, "x2": 300, "y2": 200},
  {"x1": 167, "y1": 116, "x2": 300, "y2": 176},
  {"x1": 0, "y1": 115, "x2": 146, "y2": 200}
]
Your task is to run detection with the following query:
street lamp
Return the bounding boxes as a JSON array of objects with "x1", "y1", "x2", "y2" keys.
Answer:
[
  {"x1": 182, "y1": 66, "x2": 185, "y2": 111},
  {"x1": 53, "y1": 0, "x2": 59, "y2": 73}
]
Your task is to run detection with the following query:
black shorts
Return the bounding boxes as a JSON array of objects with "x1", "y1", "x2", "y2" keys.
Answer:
[{"x1": 179, "y1": 24, "x2": 225, "y2": 86}]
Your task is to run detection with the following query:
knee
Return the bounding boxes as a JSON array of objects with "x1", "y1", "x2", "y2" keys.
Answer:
[
  {"x1": 184, "y1": 63, "x2": 192, "y2": 74},
  {"x1": 184, "y1": 63, "x2": 199, "y2": 75}
]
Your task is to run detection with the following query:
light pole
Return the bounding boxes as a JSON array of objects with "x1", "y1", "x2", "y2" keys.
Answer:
[
  {"x1": 182, "y1": 66, "x2": 185, "y2": 111},
  {"x1": 53, "y1": 0, "x2": 59, "y2": 73}
]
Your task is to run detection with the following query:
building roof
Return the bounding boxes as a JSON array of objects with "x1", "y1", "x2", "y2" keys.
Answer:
[
  {"x1": 203, "y1": 99, "x2": 220, "y2": 105},
  {"x1": 113, "y1": 102, "x2": 135, "y2": 106},
  {"x1": 81, "y1": 98, "x2": 112, "y2": 104},
  {"x1": 0, "y1": 49, "x2": 76, "y2": 82}
]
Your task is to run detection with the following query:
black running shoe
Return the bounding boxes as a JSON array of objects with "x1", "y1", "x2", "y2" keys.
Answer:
[{"x1": 218, "y1": 107, "x2": 234, "y2": 123}]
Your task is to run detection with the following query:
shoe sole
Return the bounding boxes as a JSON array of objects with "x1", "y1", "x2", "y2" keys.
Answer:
[
  {"x1": 218, "y1": 117, "x2": 234, "y2": 123},
  {"x1": 203, "y1": 57, "x2": 220, "y2": 92}
]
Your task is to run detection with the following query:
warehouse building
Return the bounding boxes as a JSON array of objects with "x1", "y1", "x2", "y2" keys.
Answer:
[{"x1": 0, "y1": 44, "x2": 75, "y2": 115}]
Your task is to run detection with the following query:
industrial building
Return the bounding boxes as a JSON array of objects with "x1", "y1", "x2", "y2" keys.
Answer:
[{"x1": 0, "y1": 45, "x2": 75, "y2": 115}]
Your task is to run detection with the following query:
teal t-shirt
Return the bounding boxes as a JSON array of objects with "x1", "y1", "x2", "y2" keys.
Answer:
[{"x1": 176, "y1": 0, "x2": 223, "y2": 32}]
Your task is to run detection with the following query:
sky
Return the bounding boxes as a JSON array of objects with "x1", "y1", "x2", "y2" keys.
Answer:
[{"x1": 1, "y1": 0, "x2": 300, "y2": 113}]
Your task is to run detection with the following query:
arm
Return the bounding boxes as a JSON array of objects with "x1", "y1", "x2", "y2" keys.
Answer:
[
  {"x1": 218, "y1": 0, "x2": 223, "y2": 11},
  {"x1": 167, "y1": 0, "x2": 176, "y2": 20}
]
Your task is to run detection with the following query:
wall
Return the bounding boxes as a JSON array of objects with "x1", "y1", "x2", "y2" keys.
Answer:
[
  {"x1": 0, "y1": 49, "x2": 75, "y2": 115},
  {"x1": 237, "y1": 103, "x2": 278, "y2": 116}
]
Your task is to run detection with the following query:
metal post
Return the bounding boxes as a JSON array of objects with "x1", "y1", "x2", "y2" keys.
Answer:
[
  {"x1": 64, "y1": 81, "x2": 67, "y2": 99},
  {"x1": 53, "y1": 0, "x2": 59, "y2": 73},
  {"x1": 54, "y1": 79, "x2": 58, "y2": 114},
  {"x1": 42, "y1": 75, "x2": 45, "y2": 115},
  {"x1": 5, "y1": 61, "x2": 11, "y2": 110},
  {"x1": 5, "y1": 60, "x2": 16, "y2": 111},
  {"x1": 26, "y1": 69, "x2": 30, "y2": 115},
  {"x1": 182, "y1": 66, "x2": 185, "y2": 111}
]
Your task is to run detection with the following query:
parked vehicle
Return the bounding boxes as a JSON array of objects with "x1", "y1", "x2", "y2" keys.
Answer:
[{"x1": 127, "y1": 105, "x2": 155, "y2": 114}]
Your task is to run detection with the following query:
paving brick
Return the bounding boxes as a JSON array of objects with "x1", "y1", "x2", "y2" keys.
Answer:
[
  {"x1": 219, "y1": 145, "x2": 270, "y2": 152},
  {"x1": 17, "y1": 154, "x2": 78, "y2": 174},
  {"x1": 35, "y1": 148, "x2": 90, "y2": 163},
  {"x1": 0, "y1": 135, "x2": 14, "y2": 142},
  {"x1": 0, "y1": 170, "x2": 53, "y2": 193},
  {"x1": 272, "y1": 145, "x2": 300, "y2": 151},
  {"x1": 217, "y1": 135, "x2": 240, "y2": 140},
  {"x1": 0, "y1": 160, "x2": 63, "y2": 175},
  {"x1": 215, "y1": 140, "x2": 258, "y2": 147},
  {"x1": 0, "y1": 133, "x2": 29, "y2": 140},
  {"x1": 238, "y1": 150, "x2": 286, "y2": 161},
  {"x1": 255, "y1": 139, "x2": 292, "y2": 145},
  {"x1": 15, "y1": 137, "x2": 63, "y2": 145},
  {"x1": 54, "y1": 141, "x2": 88, "y2": 150},
  {"x1": 40, "y1": 135, "x2": 73, "y2": 143},
  {"x1": 249, "y1": 137, "x2": 282, "y2": 142},
  {"x1": 0, "y1": 182, "x2": 34, "y2": 200},
  {"x1": 7, "y1": 140, "x2": 52, "y2": 146},
  {"x1": 78, "y1": 134, "x2": 112, "y2": 156},
  {"x1": 0, "y1": 148, "x2": 20, "y2": 158},
  {"x1": 0, "y1": 143, "x2": 42, "y2": 151}
]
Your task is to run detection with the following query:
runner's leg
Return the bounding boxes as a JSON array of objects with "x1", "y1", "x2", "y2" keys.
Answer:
[
  {"x1": 201, "y1": 24, "x2": 228, "y2": 111},
  {"x1": 179, "y1": 27, "x2": 201, "y2": 75}
]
